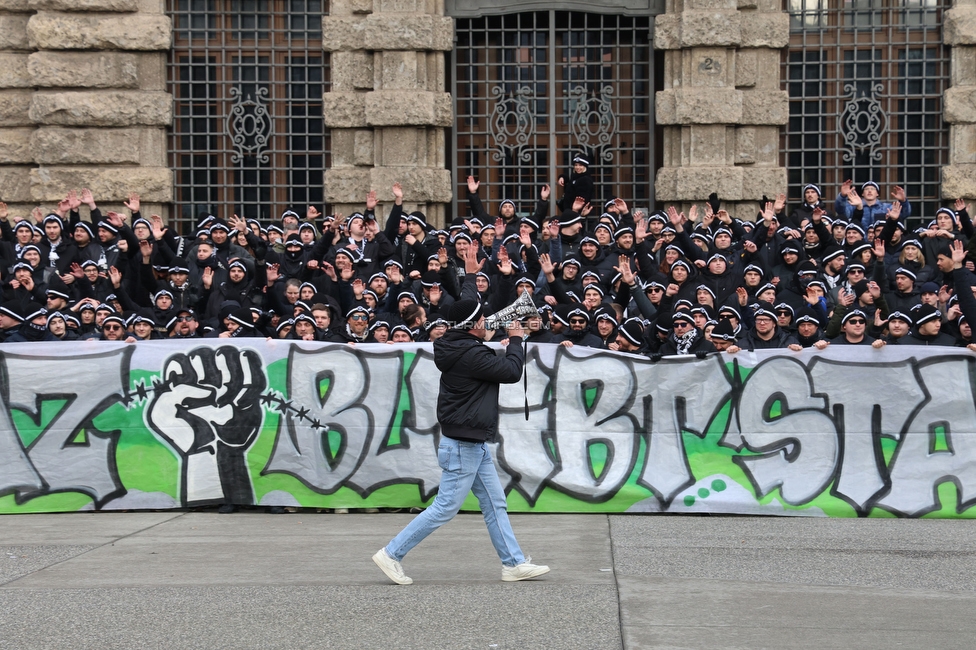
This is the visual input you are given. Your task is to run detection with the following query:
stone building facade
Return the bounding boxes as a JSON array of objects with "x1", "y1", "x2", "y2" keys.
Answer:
[{"x1": 0, "y1": 0, "x2": 969, "y2": 229}]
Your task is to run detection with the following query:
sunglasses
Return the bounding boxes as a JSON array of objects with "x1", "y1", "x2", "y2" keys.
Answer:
[
  {"x1": 847, "y1": 318, "x2": 866, "y2": 325},
  {"x1": 569, "y1": 318, "x2": 587, "y2": 325},
  {"x1": 176, "y1": 316, "x2": 195, "y2": 322},
  {"x1": 350, "y1": 314, "x2": 369, "y2": 321},
  {"x1": 648, "y1": 287, "x2": 664, "y2": 292},
  {"x1": 673, "y1": 321, "x2": 692, "y2": 328},
  {"x1": 103, "y1": 325, "x2": 122, "y2": 331}
]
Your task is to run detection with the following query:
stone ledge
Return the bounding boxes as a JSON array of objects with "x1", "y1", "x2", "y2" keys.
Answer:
[
  {"x1": 30, "y1": 91, "x2": 172, "y2": 126},
  {"x1": 946, "y1": 7, "x2": 976, "y2": 46},
  {"x1": 739, "y1": 11, "x2": 789, "y2": 49},
  {"x1": 322, "y1": 92, "x2": 367, "y2": 128},
  {"x1": 30, "y1": 165, "x2": 172, "y2": 202},
  {"x1": 942, "y1": 164, "x2": 976, "y2": 199},
  {"x1": 0, "y1": 53, "x2": 30, "y2": 88},
  {"x1": 31, "y1": 127, "x2": 164, "y2": 165},
  {"x1": 655, "y1": 166, "x2": 746, "y2": 201},
  {"x1": 0, "y1": 90, "x2": 32, "y2": 126},
  {"x1": 365, "y1": 90, "x2": 452, "y2": 126},
  {"x1": 0, "y1": 14, "x2": 31, "y2": 50},
  {"x1": 323, "y1": 14, "x2": 454, "y2": 52},
  {"x1": 28, "y1": 13, "x2": 171, "y2": 51},
  {"x1": 0, "y1": 128, "x2": 34, "y2": 164},
  {"x1": 740, "y1": 89, "x2": 789, "y2": 125},
  {"x1": 654, "y1": 11, "x2": 741, "y2": 50},
  {"x1": 28, "y1": 51, "x2": 139, "y2": 88},
  {"x1": 0, "y1": 166, "x2": 32, "y2": 202},
  {"x1": 656, "y1": 87, "x2": 743, "y2": 124},
  {"x1": 945, "y1": 86, "x2": 976, "y2": 124},
  {"x1": 28, "y1": 0, "x2": 137, "y2": 10}
]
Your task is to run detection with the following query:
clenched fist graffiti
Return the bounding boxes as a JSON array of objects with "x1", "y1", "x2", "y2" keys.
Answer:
[{"x1": 146, "y1": 346, "x2": 267, "y2": 506}]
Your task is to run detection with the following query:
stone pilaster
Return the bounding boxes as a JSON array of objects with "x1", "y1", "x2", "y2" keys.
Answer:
[
  {"x1": 323, "y1": 0, "x2": 453, "y2": 226},
  {"x1": 653, "y1": 0, "x2": 789, "y2": 219},
  {"x1": 943, "y1": 0, "x2": 976, "y2": 199},
  {"x1": 0, "y1": 0, "x2": 171, "y2": 219}
]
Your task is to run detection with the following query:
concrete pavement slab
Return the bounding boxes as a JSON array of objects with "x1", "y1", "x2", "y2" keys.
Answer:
[
  {"x1": 616, "y1": 576, "x2": 976, "y2": 650},
  {"x1": 0, "y1": 512, "x2": 184, "y2": 546}
]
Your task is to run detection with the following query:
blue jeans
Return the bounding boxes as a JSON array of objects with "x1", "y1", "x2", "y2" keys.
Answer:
[{"x1": 385, "y1": 437, "x2": 526, "y2": 567}]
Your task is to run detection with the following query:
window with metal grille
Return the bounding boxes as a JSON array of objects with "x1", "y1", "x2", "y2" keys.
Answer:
[
  {"x1": 451, "y1": 11, "x2": 653, "y2": 220},
  {"x1": 167, "y1": 0, "x2": 329, "y2": 234},
  {"x1": 782, "y1": 0, "x2": 949, "y2": 226}
]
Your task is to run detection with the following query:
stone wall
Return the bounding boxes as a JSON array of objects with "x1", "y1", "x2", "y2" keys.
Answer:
[
  {"x1": 653, "y1": 0, "x2": 789, "y2": 220},
  {"x1": 323, "y1": 0, "x2": 453, "y2": 226},
  {"x1": 0, "y1": 0, "x2": 171, "y2": 220},
  {"x1": 944, "y1": 0, "x2": 976, "y2": 199}
]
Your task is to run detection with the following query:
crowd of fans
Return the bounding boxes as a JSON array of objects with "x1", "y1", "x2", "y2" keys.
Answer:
[{"x1": 3, "y1": 155, "x2": 976, "y2": 355}]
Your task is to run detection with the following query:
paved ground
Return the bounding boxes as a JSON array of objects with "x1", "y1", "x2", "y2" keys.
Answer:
[{"x1": 1, "y1": 512, "x2": 975, "y2": 649}]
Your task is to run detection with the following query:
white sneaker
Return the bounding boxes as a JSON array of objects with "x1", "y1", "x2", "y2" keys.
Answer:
[
  {"x1": 372, "y1": 548, "x2": 413, "y2": 585},
  {"x1": 502, "y1": 557, "x2": 550, "y2": 582}
]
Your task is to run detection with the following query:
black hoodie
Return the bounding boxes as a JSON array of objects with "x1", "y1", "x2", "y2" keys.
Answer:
[{"x1": 433, "y1": 329, "x2": 524, "y2": 443}]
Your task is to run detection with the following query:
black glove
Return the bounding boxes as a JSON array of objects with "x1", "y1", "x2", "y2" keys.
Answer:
[
  {"x1": 649, "y1": 353, "x2": 663, "y2": 363},
  {"x1": 708, "y1": 192, "x2": 721, "y2": 215},
  {"x1": 695, "y1": 350, "x2": 708, "y2": 360}
]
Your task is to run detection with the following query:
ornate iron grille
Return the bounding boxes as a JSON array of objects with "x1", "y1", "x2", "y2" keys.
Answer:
[
  {"x1": 452, "y1": 11, "x2": 653, "y2": 219},
  {"x1": 782, "y1": 0, "x2": 949, "y2": 226},
  {"x1": 167, "y1": 0, "x2": 329, "y2": 233}
]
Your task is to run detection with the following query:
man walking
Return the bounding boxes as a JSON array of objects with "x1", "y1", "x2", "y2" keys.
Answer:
[{"x1": 372, "y1": 299, "x2": 550, "y2": 584}]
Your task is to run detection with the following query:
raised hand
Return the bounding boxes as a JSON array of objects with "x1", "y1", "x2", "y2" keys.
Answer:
[
  {"x1": 539, "y1": 252, "x2": 555, "y2": 276},
  {"x1": 365, "y1": 190, "x2": 378, "y2": 211},
  {"x1": 81, "y1": 188, "x2": 95, "y2": 209},
  {"x1": 438, "y1": 246, "x2": 449, "y2": 266},
  {"x1": 123, "y1": 192, "x2": 140, "y2": 213},
  {"x1": 774, "y1": 193, "x2": 787, "y2": 213},
  {"x1": 392, "y1": 181, "x2": 403, "y2": 202},
  {"x1": 467, "y1": 175, "x2": 480, "y2": 194},
  {"x1": 840, "y1": 179, "x2": 852, "y2": 197},
  {"x1": 580, "y1": 202, "x2": 594, "y2": 217},
  {"x1": 891, "y1": 185, "x2": 907, "y2": 202},
  {"x1": 0, "y1": 202, "x2": 7, "y2": 222},
  {"x1": 108, "y1": 266, "x2": 122, "y2": 288},
  {"x1": 202, "y1": 266, "x2": 214, "y2": 289},
  {"x1": 572, "y1": 196, "x2": 586, "y2": 212},
  {"x1": 151, "y1": 214, "x2": 166, "y2": 240},
  {"x1": 614, "y1": 198, "x2": 629, "y2": 214},
  {"x1": 139, "y1": 238, "x2": 153, "y2": 262},
  {"x1": 57, "y1": 198, "x2": 71, "y2": 217},
  {"x1": 540, "y1": 184, "x2": 550, "y2": 201},
  {"x1": 614, "y1": 255, "x2": 635, "y2": 284},
  {"x1": 67, "y1": 189, "x2": 81, "y2": 211},
  {"x1": 306, "y1": 205, "x2": 321, "y2": 221},
  {"x1": 887, "y1": 200, "x2": 901, "y2": 221},
  {"x1": 848, "y1": 189, "x2": 862, "y2": 209},
  {"x1": 952, "y1": 239, "x2": 967, "y2": 268},
  {"x1": 464, "y1": 244, "x2": 485, "y2": 274},
  {"x1": 873, "y1": 237, "x2": 885, "y2": 259}
]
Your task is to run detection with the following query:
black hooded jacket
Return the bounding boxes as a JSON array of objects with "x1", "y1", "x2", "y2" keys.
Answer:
[{"x1": 433, "y1": 329, "x2": 524, "y2": 443}]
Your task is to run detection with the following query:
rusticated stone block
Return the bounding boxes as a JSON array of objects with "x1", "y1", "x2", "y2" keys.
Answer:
[
  {"x1": 656, "y1": 87, "x2": 743, "y2": 124},
  {"x1": 942, "y1": 164, "x2": 976, "y2": 199},
  {"x1": 741, "y1": 89, "x2": 789, "y2": 125},
  {"x1": 739, "y1": 11, "x2": 789, "y2": 48},
  {"x1": 379, "y1": 51, "x2": 420, "y2": 90},
  {"x1": 684, "y1": 0, "x2": 738, "y2": 9},
  {"x1": 946, "y1": 7, "x2": 976, "y2": 46},
  {"x1": 656, "y1": 166, "x2": 745, "y2": 201},
  {"x1": 952, "y1": 47, "x2": 976, "y2": 87},
  {"x1": 0, "y1": 128, "x2": 33, "y2": 164},
  {"x1": 322, "y1": 92, "x2": 367, "y2": 128},
  {"x1": 952, "y1": 124, "x2": 976, "y2": 165},
  {"x1": 364, "y1": 90, "x2": 452, "y2": 126},
  {"x1": 0, "y1": 0, "x2": 30, "y2": 9},
  {"x1": 686, "y1": 124, "x2": 732, "y2": 166},
  {"x1": 324, "y1": 166, "x2": 371, "y2": 203},
  {"x1": 29, "y1": 91, "x2": 172, "y2": 126},
  {"x1": 736, "y1": 49, "x2": 757, "y2": 88},
  {"x1": 370, "y1": 166, "x2": 452, "y2": 203},
  {"x1": 354, "y1": 129, "x2": 374, "y2": 165},
  {"x1": 331, "y1": 51, "x2": 373, "y2": 91},
  {"x1": 28, "y1": 13, "x2": 171, "y2": 51},
  {"x1": 28, "y1": 0, "x2": 137, "y2": 10},
  {"x1": 741, "y1": 165, "x2": 787, "y2": 200},
  {"x1": 28, "y1": 52, "x2": 139, "y2": 89},
  {"x1": 0, "y1": 166, "x2": 34, "y2": 202},
  {"x1": 654, "y1": 14, "x2": 680, "y2": 50},
  {"x1": 323, "y1": 15, "x2": 453, "y2": 51},
  {"x1": 31, "y1": 127, "x2": 164, "y2": 165},
  {"x1": 30, "y1": 166, "x2": 173, "y2": 203},
  {"x1": 0, "y1": 15, "x2": 31, "y2": 50},
  {"x1": 0, "y1": 90, "x2": 32, "y2": 126},
  {"x1": 946, "y1": 87, "x2": 976, "y2": 124},
  {"x1": 734, "y1": 126, "x2": 756, "y2": 165},
  {"x1": 0, "y1": 53, "x2": 30, "y2": 89},
  {"x1": 678, "y1": 11, "x2": 741, "y2": 48},
  {"x1": 377, "y1": 127, "x2": 420, "y2": 166},
  {"x1": 375, "y1": 0, "x2": 424, "y2": 11},
  {"x1": 330, "y1": 0, "x2": 372, "y2": 15},
  {"x1": 733, "y1": 201, "x2": 760, "y2": 222}
]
